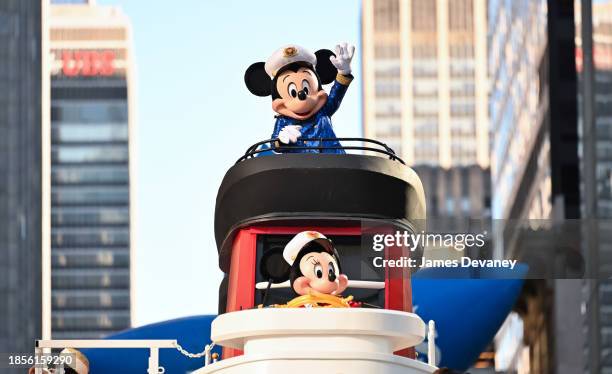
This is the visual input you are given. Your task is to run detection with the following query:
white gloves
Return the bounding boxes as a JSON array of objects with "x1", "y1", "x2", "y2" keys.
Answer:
[
  {"x1": 329, "y1": 42, "x2": 355, "y2": 76},
  {"x1": 278, "y1": 125, "x2": 302, "y2": 144}
]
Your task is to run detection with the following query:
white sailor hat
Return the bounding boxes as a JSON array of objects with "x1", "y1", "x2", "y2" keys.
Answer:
[
  {"x1": 283, "y1": 231, "x2": 335, "y2": 266},
  {"x1": 264, "y1": 45, "x2": 317, "y2": 79},
  {"x1": 60, "y1": 348, "x2": 89, "y2": 374}
]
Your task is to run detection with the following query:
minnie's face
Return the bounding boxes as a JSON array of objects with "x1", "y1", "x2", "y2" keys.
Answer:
[
  {"x1": 272, "y1": 67, "x2": 327, "y2": 120},
  {"x1": 292, "y1": 251, "x2": 348, "y2": 296}
]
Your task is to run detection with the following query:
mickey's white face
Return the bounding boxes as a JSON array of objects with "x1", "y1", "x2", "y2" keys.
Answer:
[
  {"x1": 292, "y1": 251, "x2": 348, "y2": 296},
  {"x1": 272, "y1": 67, "x2": 327, "y2": 120}
]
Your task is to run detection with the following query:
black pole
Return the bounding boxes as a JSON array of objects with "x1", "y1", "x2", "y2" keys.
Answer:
[
  {"x1": 580, "y1": 0, "x2": 600, "y2": 372},
  {"x1": 262, "y1": 279, "x2": 273, "y2": 306}
]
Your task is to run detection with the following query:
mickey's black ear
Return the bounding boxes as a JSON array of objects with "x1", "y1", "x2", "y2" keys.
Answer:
[
  {"x1": 245, "y1": 62, "x2": 272, "y2": 97},
  {"x1": 315, "y1": 49, "x2": 338, "y2": 85}
]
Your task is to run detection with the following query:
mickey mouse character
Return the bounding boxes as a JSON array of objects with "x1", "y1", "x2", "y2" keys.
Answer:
[
  {"x1": 244, "y1": 43, "x2": 355, "y2": 153},
  {"x1": 283, "y1": 231, "x2": 349, "y2": 297}
]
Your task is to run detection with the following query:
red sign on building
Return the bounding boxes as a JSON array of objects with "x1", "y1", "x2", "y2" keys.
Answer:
[{"x1": 61, "y1": 50, "x2": 116, "y2": 77}]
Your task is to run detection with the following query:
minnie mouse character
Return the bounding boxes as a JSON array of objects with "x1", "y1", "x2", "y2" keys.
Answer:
[
  {"x1": 283, "y1": 231, "x2": 349, "y2": 297},
  {"x1": 244, "y1": 43, "x2": 355, "y2": 153}
]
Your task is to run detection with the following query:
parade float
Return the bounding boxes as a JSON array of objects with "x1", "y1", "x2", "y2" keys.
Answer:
[
  {"x1": 32, "y1": 43, "x2": 526, "y2": 373},
  {"x1": 197, "y1": 139, "x2": 435, "y2": 373},
  {"x1": 33, "y1": 139, "x2": 526, "y2": 374}
]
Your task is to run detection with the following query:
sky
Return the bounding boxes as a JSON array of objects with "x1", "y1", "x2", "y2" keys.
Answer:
[{"x1": 97, "y1": 0, "x2": 363, "y2": 326}]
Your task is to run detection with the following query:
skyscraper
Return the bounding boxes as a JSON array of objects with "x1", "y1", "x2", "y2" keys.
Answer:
[
  {"x1": 489, "y1": 0, "x2": 583, "y2": 373},
  {"x1": 0, "y1": 0, "x2": 50, "y2": 358},
  {"x1": 576, "y1": 1, "x2": 612, "y2": 372},
  {"x1": 49, "y1": 0, "x2": 135, "y2": 338},
  {"x1": 361, "y1": 0, "x2": 490, "y2": 222},
  {"x1": 362, "y1": 0, "x2": 488, "y2": 168}
]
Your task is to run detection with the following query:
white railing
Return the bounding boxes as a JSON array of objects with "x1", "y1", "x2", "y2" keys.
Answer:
[
  {"x1": 427, "y1": 320, "x2": 436, "y2": 366},
  {"x1": 35, "y1": 339, "x2": 178, "y2": 374}
]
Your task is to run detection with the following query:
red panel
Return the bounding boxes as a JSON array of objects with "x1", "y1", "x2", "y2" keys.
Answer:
[
  {"x1": 386, "y1": 242, "x2": 415, "y2": 358},
  {"x1": 223, "y1": 229, "x2": 257, "y2": 358}
]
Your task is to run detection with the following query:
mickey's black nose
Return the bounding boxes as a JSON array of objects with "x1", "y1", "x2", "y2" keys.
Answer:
[{"x1": 297, "y1": 90, "x2": 307, "y2": 101}]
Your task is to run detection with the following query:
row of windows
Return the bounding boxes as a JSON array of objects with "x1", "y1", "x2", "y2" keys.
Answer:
[
  {"x1": 413, "y1": 44, "x2": 437, "y2": 58},
  {"x1": 52, "y1": 145, "x2": 129, "y2": 164},
  {"x1": 597, "y1": 143, "x2": 612, "y2": 160},
  {"x1": 52, "y1": 101, "x2": 128, "y2": 123},
  {"x1": 450, "y1": 102, "x2": 475, "y2": 116},
  {"x1": 52, "y1": 207, "x2": 129, "y2": 226},
  {"x1": 53, "y1": 166, "x2": 129, "y2": 184},
  {"x1": 451, "y1": 151, "x2": 479, "y2": 167},
  {"x1": 375, "y1": 124, "x2": 402, "y2": 138},
  {"x1": 373, "y1": 0, "x2": 476, "y2": 32},
  {"x1": 414, "y1": 155, "x2": 440, "y2": 165},
  {"x1": 51, "y1": 48, "x2": 127, "y2": 60},
  {"x1": 379, "y1": 81, "x2": 471, "y2": 100},
  {"x1": 53, "y1": 290, "x2": 130, "y2": 310},
  {"x1": 375, "y1": 82, "x2": 401, "y2": 97},
  {"x1": 50, "y1": 28, "x2": 127, "y2": 42},
  {"x1": 51, "y1": 331, "x2": 110, "y2": 339},
  {"x1": 52, "y1": 249, "x2": 129, "y2": 268},
  {"x1": 412, "y1": 0, "x2": 437, "y2": 31},
  {"x1": 52, "y1": 228, "x2": 129, "y2": 247},
  {"x1": 52, "y1": 269, "x2": 130, "y2": 289},
  {"x1": 375, "y1": 110, "x2": 401, "y2": 119},
  {"x1": 451, "y1": 139, "x2": 477, "y2": 150},
  {"x1": 374, "y1": 101, "x2": 402, "y2": 115},
  {"x1": 52, "y1": 123, "x2": 128, "y2": 143},
  {"x1": 52, "y1": 186, "x2": 129, "y2": 205},
  {"x1": 450, "y1": 81, "x2": 476, "y2": 96},
  {"x1": 373, "y1": 0, "x2": 400, "y2": 31},
  {"x1": 374, "y1": 44, "x2": 401, "y2": 59},
  {"x1": 451, "y1": 129, "x2": 476, "y2": 138},
  {"x1": 374, "y1": 66, "x2": 401, "y2": 79},
  {"x1": 415, "y1": 121, "x2": 438, "y2": 137},
  {"x1": 448, "y1": 0, "x2": 474, "y2": 31},
  {"x1": 52, "y1": 310, "x2": 130, "y2": 331},
  {"x1": 450, "y1": 44, "x2": 475, "y2": 58},
  {"x1": 414, "y1": 65, "x2": 438, "y2": 78},
  {"x1": 450, "y1": 67, "x2": 475, "y2": 78}
]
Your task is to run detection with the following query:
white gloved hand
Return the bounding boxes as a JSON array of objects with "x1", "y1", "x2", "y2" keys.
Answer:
[
  {"x1": 278, "y1": 125, "x2": 302, "y2": 144},
  {"x1": 329, "y1": 42, "x2": 355, "y2": 76}
]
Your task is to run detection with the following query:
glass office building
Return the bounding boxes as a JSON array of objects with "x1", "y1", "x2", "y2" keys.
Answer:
[
  {"x1": 576, "y1": 1, "x2": 612, "y2": 372},
  {"x1": 490, "y1": 1, "x2": 583, "y2": 373},
  {"x1": 49, "y1": 2, "x2": 135, "y2": 338},
  {"x1": 0, "y1": 0, "x2": 49, "y2": 358}
]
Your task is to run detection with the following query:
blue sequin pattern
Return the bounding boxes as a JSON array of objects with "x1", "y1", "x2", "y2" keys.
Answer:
[{"x1": 271, "y1": 78, "x2": 351, "y2": 154}]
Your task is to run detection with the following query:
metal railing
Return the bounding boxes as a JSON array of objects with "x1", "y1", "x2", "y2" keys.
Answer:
[
  {"x1": 236, "y1": 137, "x2": 405, "y2": 164},
  {"x1": 33, "y1": 339, "x2": 215, "y2": 374}
]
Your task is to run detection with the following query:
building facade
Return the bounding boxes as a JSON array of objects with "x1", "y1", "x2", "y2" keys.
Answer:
[
  {"x1": 0, "y1": 0, "x2": 50, "y2": 358},
  {"x1": 576, "y1": 1, "x2": 612, "y2": 372},
  {"x1": 489, "y1": 0, "x2": 583, "y2": 373},
  {"x1": 362, "y1": 0, "x2": 488, "y2": 169},
  {"x1": 361, "y1": 0, "x2": 490, "y2": 229},
  {"x1": 362, "y1": 2, "x2": 492, "y2": 369},
  {"x1": 49, "y1": 1, "x2": 135, "y2": 338}
]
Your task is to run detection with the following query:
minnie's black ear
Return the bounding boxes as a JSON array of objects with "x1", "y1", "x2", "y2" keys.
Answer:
[
  {"x1": 245, "y1": 62, "x2": 272, "y2": 97},
  {"x1": 315, "y1": 49, "x2": 338, "y2": 85}
]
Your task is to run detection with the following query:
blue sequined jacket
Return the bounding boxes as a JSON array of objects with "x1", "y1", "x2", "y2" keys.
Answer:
[{"x1": 271, "y1": 74, "x2": 352, "y2": 154}]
